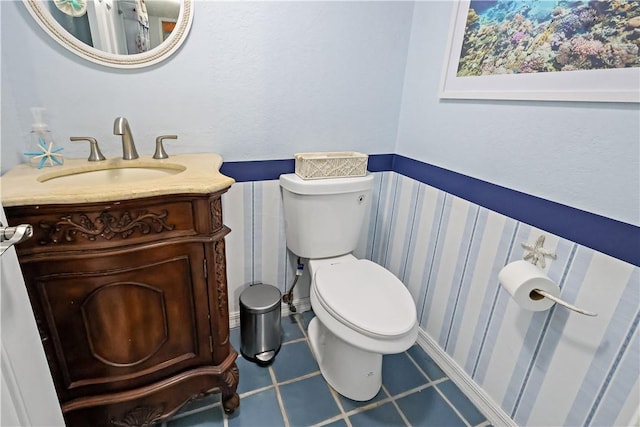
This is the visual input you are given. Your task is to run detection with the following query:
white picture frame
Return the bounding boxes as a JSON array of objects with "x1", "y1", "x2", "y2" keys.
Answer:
[{"x1": 439, "y1": 1, "x2": 640, "y2": 103}]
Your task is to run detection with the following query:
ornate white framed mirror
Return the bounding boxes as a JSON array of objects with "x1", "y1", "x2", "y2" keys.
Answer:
[{"x1": 23, "y1": 0, "x2": 193, "y2": 69}]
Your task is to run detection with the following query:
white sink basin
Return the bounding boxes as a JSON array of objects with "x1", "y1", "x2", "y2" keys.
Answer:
[{"x1": 39, "y1": 166, "x2": 185, "y2": 185}]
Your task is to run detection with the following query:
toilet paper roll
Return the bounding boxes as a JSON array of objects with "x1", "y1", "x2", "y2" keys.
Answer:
[{"x1": 498, "y1": 260, "x2": 560, "y2": 311}]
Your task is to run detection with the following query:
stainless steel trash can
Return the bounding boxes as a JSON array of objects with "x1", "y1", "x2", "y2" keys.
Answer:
[{"x1": 240, "y1": 284, "x2": 282, "y2": 365}]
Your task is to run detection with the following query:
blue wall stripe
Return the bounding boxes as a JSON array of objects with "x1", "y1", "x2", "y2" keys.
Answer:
[
  {"x1": 243, "y1": 183, "x2": 254, "y2": 285},
  {"x1": 220, "y1": 154, "x2": 393, "y2": 182},
  {"x1": 419, "y1": 194, "x2": 453, "y2": 331},
  {"x1": 253, "y1": 183, "x2": 264, "y2": 281},
  {"x1": 587, "y1": 310, "x2": 640, "y2": 426},
  {"x1": 445, "y1": 208, "x2": 489, "y2": 355},
  {"x1": 365, "y1": 173, "x2": 384, "y2": 259},
  {"x1": 416, "y1": 188, "x2": 446, "y2": 326},
  {"x1": 400, "y1": 181, "x2": 421, "y2": 284},
  {"x1": 403, "y1": 181, "x2": 421, "y2": 276},
  {"x1": 590, "y1": 328, "x2": 640, "y2": 427},
  {"x1": 473, "y1": 223, "x2": 534, "y2": 383},
  {"x1": 458, "y1": 214, "x2": 520, "y2": 378},
  {"x1": 465, "y1": 219, "x2": 518, "y2": 376},
  {"x1": 367, "y1": 153, "x2": 395, "y2": 172},
  {"x1": 370, "y1": 173, "x2": 389, "y2": 264},
  {"x1": 510, "y1": 242, "x2": 579, "y2": 422},
  {"x1": 382, "y1": 174, "x2": 401, "y2": 266},
  {"x1": 371, "y1": 172, "x2": 395, "y2": 263},
  {"x1": 441, "y1": 205, "x2": 480, "y2": 349},
  {"x1": 577, "y1": 268, "x2": 640, "y2": 426},
  {"x1": 221, "y1": 159, "x2": 295, "y2": 182},
  {"x1": 377, "y1": 173, "x2": 398, "y2": 266},
  {"x1": 504, "y1": 239, "x2": 577, "y2": 415},
  {"x1": 221, "y1": 154, "x2": 639, "y2": 267},
  {"x1": 277, "y1": 187, "x2": 287, "y2": 292}
]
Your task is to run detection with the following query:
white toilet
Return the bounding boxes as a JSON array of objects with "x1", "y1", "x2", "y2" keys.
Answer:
[{"x1": 279, "y1": 173, "x2": 418, "y2": 401}]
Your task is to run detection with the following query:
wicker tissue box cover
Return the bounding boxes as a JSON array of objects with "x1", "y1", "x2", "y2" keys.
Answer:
[{"x1": 294, "y1": 152, "x2": 368, "y2": 179}]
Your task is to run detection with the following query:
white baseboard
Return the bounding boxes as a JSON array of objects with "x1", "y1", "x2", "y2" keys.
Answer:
[
  {"x1": 415, "y1": 328, "x2": 517, "y2": 427},
  {"x1": 229, "y1": 297, "x2": 312, "y2": 329}
]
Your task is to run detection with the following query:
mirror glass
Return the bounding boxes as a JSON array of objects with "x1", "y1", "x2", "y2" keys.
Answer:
[{"x1": 23, "y1": 0, "x2": 193, "y2": 68}]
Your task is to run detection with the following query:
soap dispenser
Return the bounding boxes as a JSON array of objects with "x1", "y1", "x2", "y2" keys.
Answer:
[{"x1": 24, "y1": 107, "x2": 64, "y2": 168}]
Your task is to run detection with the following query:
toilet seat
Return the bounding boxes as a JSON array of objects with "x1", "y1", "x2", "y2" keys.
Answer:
[{"x1": 313, "y1": 260, "x2": 416, "y2": 339}]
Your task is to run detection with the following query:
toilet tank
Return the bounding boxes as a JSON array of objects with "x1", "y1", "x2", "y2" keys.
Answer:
[{"x1": 279, "y1": 173, "x2": 374, "y2": 259}]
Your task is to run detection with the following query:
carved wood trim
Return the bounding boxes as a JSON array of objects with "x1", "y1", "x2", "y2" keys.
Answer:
[
  {"x1": 221, "y1": 363, "x2": 239, "y2": 414},
  {"x1": 110, "y1": 405, "x2": 164, "y2": 427},
  {"x1": 213, "y1": 239, "x2": 229, "y2": 345},
  {"x1": 210, "y1": 197, "x2": 223, "y2": 232},
  {"x1": 39, "y1": 209, "x2": 175, "y2": 245},
  {"x1": 214, "y1": 240, "x2": 228, "y2": 314},
  {"x1": 62, "y1": 361, "x2": 238, "y2": 412}
]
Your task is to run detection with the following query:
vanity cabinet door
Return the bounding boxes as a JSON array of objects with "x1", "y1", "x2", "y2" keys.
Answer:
[{"x1": 23, "y1": 242, "x2": 213, "y2": 402}]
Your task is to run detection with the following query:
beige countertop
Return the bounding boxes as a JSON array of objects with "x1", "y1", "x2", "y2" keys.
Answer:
[{"x1": 0, "y1": 153, "x2": 235, "y2": 206}]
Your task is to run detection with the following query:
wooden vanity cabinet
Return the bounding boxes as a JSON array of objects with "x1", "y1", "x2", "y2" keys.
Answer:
[{"x1": 5, "y1": 190, "x2": 239, "y2": 426}]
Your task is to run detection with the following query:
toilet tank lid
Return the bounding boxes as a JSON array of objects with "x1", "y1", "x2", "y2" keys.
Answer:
[{"x1": 279, "y1": 173, "x2": 374, "y2": 195}]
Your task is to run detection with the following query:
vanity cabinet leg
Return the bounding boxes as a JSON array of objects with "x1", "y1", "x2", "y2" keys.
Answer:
[{"x1": 221, "y1": 363, "x2": 240, "y2": 414}]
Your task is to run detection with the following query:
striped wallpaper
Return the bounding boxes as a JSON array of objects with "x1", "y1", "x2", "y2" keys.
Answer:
[{"x1": 222, "y1": 170, "x2": 639, "y2": 427}]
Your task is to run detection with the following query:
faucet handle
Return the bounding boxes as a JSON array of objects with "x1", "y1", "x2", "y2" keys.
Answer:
[
  {"x1": 153, "y1": 135, "x2": 178, "y2": 159},
  {"x1": 70, "y1": 137, "x2": 106, "y2": 161}
]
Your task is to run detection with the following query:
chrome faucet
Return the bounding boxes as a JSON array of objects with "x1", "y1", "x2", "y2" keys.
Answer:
[{"x1": 113, "y1": 117, "x2": 139, "y2": 160}]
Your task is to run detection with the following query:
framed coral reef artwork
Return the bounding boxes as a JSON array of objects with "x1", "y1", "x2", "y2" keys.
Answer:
[{"x1": 440, "y1": 0, "x2": 640, "y2": 103}]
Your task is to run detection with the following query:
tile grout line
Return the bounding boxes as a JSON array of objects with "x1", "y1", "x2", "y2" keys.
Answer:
[
  {"x1": 290, "y1": 313, "x2": 464, "y2": 427},
  {"x1": 323, "y1": 387, "x2": 352, "y2": 427},
  {"x1": 281, "y1": 336, "x2": 308, "y2": 346},
  {"x1": 295, "y1": 312, "x2": 353, "y2": 427},
  {"x1": 167, "y1": 400, "x2": 223, "y2": 421},
  {"x1": 298, "y1": 312, "x2": 441, "y2": 427},
  {"x1": 381, "y1": 384, "x2": 412, "y2": 427},
  {"x1": 433, "y1": 382, "x2": 473, "y2": 427},
  {"x1": 343, "y1": 397, "x2": 393, "y2": 417},
  {"x1": 269, "y1": 365, "x2": 291, "y2": 427},
  {"x1": 404, "y1": 348, "x2": 436, "y2": 383},
  {"x1": 402, "y1": 344, "x2": 479, "y2": 425},
  {"x1": 238, "y1": 383, "x2": 275, "y2": 399},
  {"x1": 276, "y1": 370, "x2": 322, "y2": 387},
  {"x1": 295, "y1": 313, "x2": 310, "y2": 340},
  {"x1": 338, "y1": 380, "x2": 448, "y2": 422},
  {"x1": 382, "y1": 378, "x2": 447, "y2": 404},
  {"x1": 201, "y1": 315, "x2": 484, "y2": 427},
  {"x1": 294, "y1": 312, "x2": 352, "y2": 427},
  {"x1": 311, "y1": 414, "x2": 348, "y2": 427}
]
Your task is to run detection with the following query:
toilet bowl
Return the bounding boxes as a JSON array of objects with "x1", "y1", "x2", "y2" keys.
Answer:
[{"x1": 307, "y1": 255, "x2": 418, "y2": 401}]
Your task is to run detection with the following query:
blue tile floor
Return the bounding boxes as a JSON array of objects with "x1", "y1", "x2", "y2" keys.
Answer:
[{"x1": 164, "y1": 310, "x2": 491, "y2": 427}]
